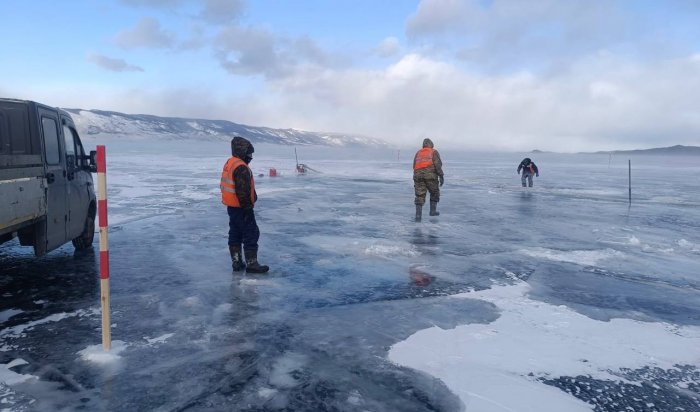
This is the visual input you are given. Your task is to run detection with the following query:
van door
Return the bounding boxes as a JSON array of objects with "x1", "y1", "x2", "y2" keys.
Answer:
[
  {"x1": 39, "y1": 108, "x2": 68, "y2": 251},
  {"x1": 62, "y1": 122, "x2": 89, "y2": 240}
]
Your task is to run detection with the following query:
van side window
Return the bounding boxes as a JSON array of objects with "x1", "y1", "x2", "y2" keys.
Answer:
[
  {"x1": 42, "y1": 117, "x2": 60, "y2": 165},
  {"x1": 63, "y1": 125, "x2": 77, "y2": 168},
  {"x1": 75, "y1": 132, "x2": 87, "y2": 167},
  {"x1": 1, "y1": 106, "x2": 31, "y2": 155}
]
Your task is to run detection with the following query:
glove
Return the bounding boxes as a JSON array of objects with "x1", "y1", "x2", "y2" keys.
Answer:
[
  {"x1": 536, "y1": 173, "x2": 539, "y2": 177},
  {"x1": 439, "y1": 175, "x2": 444, "y2": 187},
  {"x1": 516, "y1": 169, "x2": 520, "y2": 174}
]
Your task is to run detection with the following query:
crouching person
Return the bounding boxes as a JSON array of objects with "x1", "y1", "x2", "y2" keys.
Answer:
[{"x1": 220, "y1": 136, "x2": 269, "y2": 274}]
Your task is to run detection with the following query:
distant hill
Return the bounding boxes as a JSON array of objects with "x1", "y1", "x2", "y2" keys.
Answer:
[
  {"x1": 584, "y1": 145, "x2": 700, "y2": 156},
  {"x1": 63, "y1": 108, "x2": 388, "y2": 147}
]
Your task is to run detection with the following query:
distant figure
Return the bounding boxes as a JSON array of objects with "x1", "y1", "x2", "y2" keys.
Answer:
[
  {"x1": 517, "y1": 157, "x2": 539, "y2": 187},
  {"x1": 220, "y1": 136, "x2": 270, "y2": 274},
  {"x1": 413, "y1": 138, "x2": 444, "y2": 222}
]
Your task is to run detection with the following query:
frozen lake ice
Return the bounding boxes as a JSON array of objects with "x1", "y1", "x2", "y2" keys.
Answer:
[{"x1": 1, "y1": 140, "x2": 700, "y2": 411}]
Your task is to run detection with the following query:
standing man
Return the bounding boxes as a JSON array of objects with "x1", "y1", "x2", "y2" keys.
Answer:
[
  {"x1": 517, "y1": 157, "x2": 539, "y2": 187},
  {"x1": 413, "y1": 138, "x2": 444, "y2": 222},
  {"x1": 220, "y1": 136, "x2": 269, "y2": 274}
]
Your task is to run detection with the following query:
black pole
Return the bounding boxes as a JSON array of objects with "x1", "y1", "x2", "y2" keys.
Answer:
[
  {"x1": 628, "y1": 159, "x2": 631, "y2": 205},
  {"x1": 295, "y1": 148, "x2": 299, "y2": 167}
]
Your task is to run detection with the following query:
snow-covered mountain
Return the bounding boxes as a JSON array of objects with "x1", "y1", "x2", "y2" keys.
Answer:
[{"x1": 64, "y1": 108, "x2": 388, "y2": 147}]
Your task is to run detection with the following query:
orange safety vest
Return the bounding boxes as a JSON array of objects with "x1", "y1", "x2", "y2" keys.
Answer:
[
  {"x1": 414, "y1": 148, "x2": 434, "y2": 171},
  {"x1": 220, "y1": 157, "x2": 256, "y2": 207}
]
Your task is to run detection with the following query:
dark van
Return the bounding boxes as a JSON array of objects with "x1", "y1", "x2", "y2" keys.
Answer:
[{"x1": 0, "y1": 98, "x2": 97, "y2": 256}]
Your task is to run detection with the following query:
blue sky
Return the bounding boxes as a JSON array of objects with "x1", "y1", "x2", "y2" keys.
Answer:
[{"x1": 2, "y1": 0, "x2": 700, "y2": 151}]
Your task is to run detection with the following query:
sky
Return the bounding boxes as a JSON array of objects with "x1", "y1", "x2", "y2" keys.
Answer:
[{"x1": 2, "y1": 0, "x2": 700, "y2": 151}]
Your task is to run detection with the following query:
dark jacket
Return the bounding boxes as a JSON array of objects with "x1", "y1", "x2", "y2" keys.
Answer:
[
  {"x1": 413, "y1": 138, "x2": 444, "y2": 177},
  {"x1": 517, "y1": 158, "x2": 539, "y2": 176},
  {"x1": 231, "y1": 136, "x2": 258, "y2": 209}
]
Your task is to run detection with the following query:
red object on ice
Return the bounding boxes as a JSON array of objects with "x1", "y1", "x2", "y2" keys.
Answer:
[
  {"x1": 409, "y1": 266, "x2": 434, "y2": 286},
  {"x1": 269, "y1": 168, "x2": 277, "y2": 177}
]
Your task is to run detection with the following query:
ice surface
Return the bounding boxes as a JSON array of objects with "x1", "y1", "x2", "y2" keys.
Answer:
[{"x1": 1, "y1": 142, "x2": 699, "y2": 411}]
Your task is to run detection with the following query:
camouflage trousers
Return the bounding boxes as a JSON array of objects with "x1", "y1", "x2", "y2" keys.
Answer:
[{"x1": 414, "y1": 171, "x2": 440, "y2": 205}]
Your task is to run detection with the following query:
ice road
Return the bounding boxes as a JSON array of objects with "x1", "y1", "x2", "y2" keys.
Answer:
[{"x1": 1, "y1": 141, "x2": 699, "y2": 411}]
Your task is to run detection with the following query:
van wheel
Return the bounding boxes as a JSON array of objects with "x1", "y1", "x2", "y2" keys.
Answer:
[{"x1": 72, "y1": 213, "x2": 95, "y2": 250}]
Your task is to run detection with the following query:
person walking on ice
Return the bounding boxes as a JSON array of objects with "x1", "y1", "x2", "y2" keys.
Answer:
[
  {"x1": 413, "y1": 138, "x2": 444, "y2": 222},
  {"x1": 517, "y1": 157, "x2": 539, "y2": 187},
  {"x1": 220, "y1": 136, "x2": 270, "y2": 274}
]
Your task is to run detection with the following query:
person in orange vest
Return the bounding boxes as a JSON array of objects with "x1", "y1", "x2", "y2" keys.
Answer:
[
  {"x1": 413, "y1": 138, "x2": 444, "y2": 222},
  {"x1": 517, "y1": 157, "x2": 539, "y2": 187},
  {"x1": 220, "y1": 136, "x2": 269, "y2": 273}
]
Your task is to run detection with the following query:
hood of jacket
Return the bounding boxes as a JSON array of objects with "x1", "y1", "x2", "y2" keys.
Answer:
[
  {"x1": 231, "y1": 136, "x2": 255, "y2": 162},
  {"x1": 422, "y1": 138, "x2": 434, "y2": 148}
]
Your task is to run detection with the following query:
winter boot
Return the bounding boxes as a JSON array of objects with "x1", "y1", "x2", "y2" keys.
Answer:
[
  {"x1": 415, "y1": 205, "x2": 422, "y2": 222},
  {"x1": 429, "y1": 201, "x2": 440, "y2": 216},
  {"x1": 229, "y1": 245, "x2": 246, "y2": 272},
  {"x1": 245, "y1": 249, "x2": 269, "y2": 274}
]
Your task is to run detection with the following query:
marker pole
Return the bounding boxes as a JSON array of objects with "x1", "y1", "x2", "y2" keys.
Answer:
[
  {"x1": 97, "y1": 145, "x2": 111, "y2": 351},
  {"x1": 628, "y1": 159, "x2": 632, "y2": 205}
]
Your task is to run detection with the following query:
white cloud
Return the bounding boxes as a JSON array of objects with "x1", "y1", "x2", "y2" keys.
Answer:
[
  {"x1": 20, "y1": 50, "x2": 700, "y2": 152},
  {"x1": 214, "y1": 25, "x2": 337, "y2": 78},
  {"x1": 13, "y1": 49, "x2": 700, "y2": 152},
  {"x1": 406, "y1": 0, "x2": 474, "y2": 36},
  {"x1": 376, "y1": 37, "x2": 401, "y2": 58},
  {"x1": 87, "y1": 54, "x2": 144, "y2": 72},
  {"x1": 228, "y1": 52, "x2": 700, "y2": 152},
  {"x1": 199, "y1": 0, "x2": 246, "y2": 25},
  {"x1": 114, "y1": 17, "x2": 175, "y2": 49},
  {"x1": 406, "y1": 0, "x2": 627, "y2": 71}
]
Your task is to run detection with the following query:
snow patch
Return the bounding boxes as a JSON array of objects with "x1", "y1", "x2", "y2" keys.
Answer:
[
  {"x1": 0, "y1": 359, "x2": 36, "y2": 386},
  {"x1": 78, "y1": 340, "x2": 128, "y2": 366},
  {"x1": 144, "y1": 333, "x2": 174, "y2": 346},
  {"x1": 239, "y1": 278, "x2": 278, "y2": 287},
  {"x1": 182, "y1": 296, "x2": 201, "y2": 308},
  {"x1": 678, "y1": 239, "x2": 699, "y2": 252},
  {"x1": 364, "y1": 244, "x2": 419, "y2": 257},
  {"x1": 347, "y1": 389, "x2": 363, "y2": 406},
  {"x1": 212, "y1": 303, "x2": 233, "y2": 324},
  {"x1": 257, "y1": 387, "x2": 278, "y2": 399},
  {"x1": 0, "y1": 310, "x2": 22, "y2": 324},
  {"x1": 269, "y1": 352, "x2": 307, "y2": 389},
  {"x1": 520, "y1": 247, "x2": 624, "y2": 266},
  {"x1": 0, "y1": 308, "x2": 98, "y2": 346},
  {"x1": 389, "y1": 280, "x2": 700, "y2": 412}
]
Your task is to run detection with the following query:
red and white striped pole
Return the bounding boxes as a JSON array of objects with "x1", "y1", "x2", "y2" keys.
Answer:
[{"x1": 96, "y1": 145, "x2": 111, "y2": 351}]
